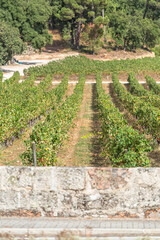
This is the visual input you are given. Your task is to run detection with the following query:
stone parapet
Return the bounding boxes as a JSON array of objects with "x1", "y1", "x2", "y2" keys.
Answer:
[{"x1": 0, "y1": 167, "x2": 159, "y2": 218}]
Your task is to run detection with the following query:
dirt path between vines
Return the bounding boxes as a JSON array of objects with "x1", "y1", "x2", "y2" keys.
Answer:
[
  {"x1": 0, "y1": 129, "x2": 31, "y2": 166},
  {"x1": 56, "y1": 82, "x2": 108, "y2": 167}
]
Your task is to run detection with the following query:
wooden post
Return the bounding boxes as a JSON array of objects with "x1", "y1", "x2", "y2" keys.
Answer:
[
  {"x1": 32, "y1": 141, "x2": 37, "y2": 167},
  {"x1": 102, "y1": 9, "x2": 107, "y2": 43}
]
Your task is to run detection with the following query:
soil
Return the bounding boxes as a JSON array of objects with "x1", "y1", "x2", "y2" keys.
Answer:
[
  {"x1": 56, "y1": 82, "x2": 108, "y2": 167},
  {"x1": 14, "y1": 30, "x2": 155, "y2": 62},
  {"x1": 0, "y1": 130, "x2": 30, "y2": 166},
  {"x1": 57, "y1": 81, "x2": 160, "y2": 167},
  {"x1": 64, "y1": 83, "x2": 76, "y2": 98},
  {"x1": 82, "y1": 48, "x2": 155, "y2": 61},
  {"x1": 102, "y1": 72, "x2": 160, "y2": 83},
  {"x1": 14, "y1": 30, "x2": 76, "y2": 61},
  {"x1": 14, "y1": 47, "x2": 155, "y2": 63}
]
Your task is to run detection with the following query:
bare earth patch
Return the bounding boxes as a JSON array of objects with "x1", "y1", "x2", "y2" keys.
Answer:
[
  {"x1": 102, "y1": 72, "x2": 160, "y2": 83},
  {"x1": 82, "y1": 48, "x2": 155, "y2": 61},
  {"x1": 56, "y1": 81, "x2": 107, "y2": 167},
  {"x1": 0, "y1": 131, "x2": 30, "y2": 166},
  {"x1": 56, "y1": 83, "x2": 90, "y2": 166}
]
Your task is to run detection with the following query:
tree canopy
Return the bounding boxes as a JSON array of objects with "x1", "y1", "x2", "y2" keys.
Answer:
[
  {"x1": 0, "y1": 22, "x2": 25, "y2": 65},
  {"x1": 0, "y1": 0, "x2": 160, "y2": 64},
  {"x1": 0, "y1": 0, "x2": 52, "y2": 50},
  {"x1": 50, "y1": 0, "x2": 160, "y2": 51}
]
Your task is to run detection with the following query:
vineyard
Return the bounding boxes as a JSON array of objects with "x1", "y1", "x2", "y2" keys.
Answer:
[{"x1": 0, "y1": 56, "x2": 160, "y2": 167}]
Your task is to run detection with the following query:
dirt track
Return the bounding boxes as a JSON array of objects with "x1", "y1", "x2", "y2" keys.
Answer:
[{"x1": 1, "y1": 52, "x2": 79, "y2": 80}]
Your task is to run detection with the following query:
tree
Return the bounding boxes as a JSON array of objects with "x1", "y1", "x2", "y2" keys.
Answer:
[
  {"x1": 1, "y1": 0, "x2": 159, "y2": 54},
  {"x1": 110, "y1": 11, "x2": 128, "y2": 49},
  {"x1": 51, "y1": 0, "x2": 109, "y2": 49},
  {"x1": 0, "y1": 0, "x2": 53, "y2": 50},
  {"x1": 125, "y1": 16, "x2": 143, "y2": 50},
  {"x1": 82, "y1": 17, "x2": 104, "y2": 53},
  {"x1": 60, "y1": 0, "x2": 92, "y2": 49},
  {"x1": 110, "y1": 5, "x2": 160, "y2": 51},
  {"x1": 143, "y1": 0, "x2": 149, "y2": 19},
  {"x1": 142, "y1": 18, "x2": 160, "y2": 47},
  {"x1": 49, "y1": 0, "x2": 63, "y2": 27},
  {"x1": 0, "y1": 22, "x2": 25, "y2": 65},
  {"x1": 143, "y1": 0, "x2": 160, "y2": 20}
]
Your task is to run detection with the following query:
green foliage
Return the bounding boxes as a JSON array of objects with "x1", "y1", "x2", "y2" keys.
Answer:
[
  {"x1": 96, "y1": 74, "x2": 151, "y2": 167},
  {"x1": 146, "y1": 75, "x2": 160, "y2": 95},
  {"x1": 0, "y1": 74, "x2": 69, "y2": 144},
  {"x1": 3, "y1": 71, "x2": 20, "y2": 86},
  {"x1": 61, "y1": 7, "x2": 75, "y2": 21},
  {"x1": 58, "y1": 0, "x2": 92, "y2": 49},
  {"x1": 0, "y1": 0, "x2": 159, "y2": 55},
  {"x1": 142, "y1": 19, "x2": 160, "y2": 48},
  {"x1": 0, "y1": 0, "x2": 52, "y2": 51},
  {"x1": 1, "y1": 56, "x2": 159, "y2": 167},
  {"x1": 110, "y1": 11, "x2": 128, "y2": 48},
  {"x1": 82, "y1": 20, "x2": 103, "y2": 53},
  {"x1": 144, "y1": 0, "x2": 160, "y2": 20},
  {"x1": 62, "y1": 25, "x2": 72, "y2": 41},
  {"x1": 31, "y1": 35, "x2": 47, "y2": 50},
  {"x1": 0, "y1": 71, "x2": 3, "y2": 82},
  {"x1": 128, "y1": 73, "x2": 147, "y2": 96},
  {"x1": 88, "y1": 11, "x2": 95, "y2": 18},
  {"x1": 21, "y1": 75, "x2": 85, "y2": 166},
  {"x1": 51, "y1": 0, "x2": 109, "y2": 49},
  {"x1": 152, "y1": 45, "x2": 160, "y2": 56},
  {"x1": 112, "y1": 73, "x2": 160, "y2": 141},
  {"x1": 0, "y1": 0, "x2": 160, "y2": 55},
  {"x1": 0, "y1": 22, "x2": 25, "y2": 65},
  {"x1": 128, "y1": 73, "x2": 160, "y2": 108},
  {"x1": 25, "y1": 55, "x2": 160, "y2": 77},
  {"x1": 110, "y1": 13, "x2": 160, "y2": 50}
]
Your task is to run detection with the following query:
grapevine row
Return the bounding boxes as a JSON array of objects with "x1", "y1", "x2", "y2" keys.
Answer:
[
  {"x1": 0, "y1": 74, "x2": 68, "y2": 145},
  {"x1": 96, "y1": 74, "x2": 151, "y2": 167},
  {"x1": 127, "y1": 73, "x2": 160, "y2": 108},
  {"x1": 24, "y1": 56, "x2": 160, "y2": 77},
  {"x1": 21, "y1": 74, "x2": 85, "y2": 166},
  {"x1": 146, "y1": 75, "x2": 160, "y2": 95},
  {"x1": 2, "y1": 71, "x2": 20, "y2": 86},
  {"x1": 112, "y1": 74, "x2": 160, "y2": 141},
  {"x1": 127, "y1": 73, "x2": 147, "y2": 96}
]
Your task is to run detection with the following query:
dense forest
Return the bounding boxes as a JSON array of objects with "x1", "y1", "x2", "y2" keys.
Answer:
[{"x1": 0, "y1": 0, "x2": 160, "y2": 64}]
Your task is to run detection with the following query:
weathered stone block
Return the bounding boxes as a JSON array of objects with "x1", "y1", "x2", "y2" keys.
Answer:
[
  {"x1": 55, "y1": 167, "x2": 85, "y2": 190},
  {"x1": 88, "y1": 168, "x2": 130, "y2": 190}
]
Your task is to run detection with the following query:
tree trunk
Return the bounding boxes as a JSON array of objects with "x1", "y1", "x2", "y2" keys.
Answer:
[
  {"x1": 124, "y1": 38, "x2": 127, "y2": 51},
  {"x1": 104, "y1": 25, "x2": 107, "y2": 43},
  {"x1": 92, "y1": 3, "x2": 95, "y2": 20},
  {"x1": 143, "y1": 0, "x2": 149, "y2": 19},
  {"x1": 70, "y1": 24, "x2": 74, "y2": 47},
  {"x1": 102, "y1": 9, "x2": 107, "y2": 43},
  {"x1": 75, "y1": 21, "x2": 81, "y2": 50}
]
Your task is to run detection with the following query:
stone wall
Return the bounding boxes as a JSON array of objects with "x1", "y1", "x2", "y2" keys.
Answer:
[{"x1": 0, "y1": 167, "x2": 160, "y2": 219}]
